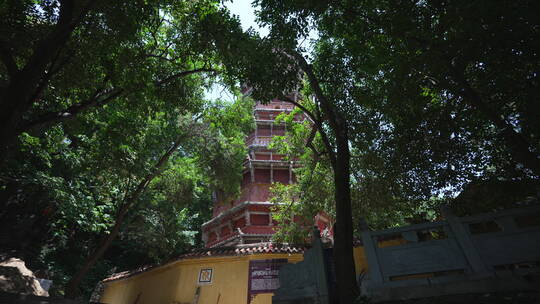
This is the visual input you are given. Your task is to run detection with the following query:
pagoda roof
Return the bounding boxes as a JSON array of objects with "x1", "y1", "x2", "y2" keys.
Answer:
[{"x1": 101, "y1": 242, "x2": 307, "y2": 283}]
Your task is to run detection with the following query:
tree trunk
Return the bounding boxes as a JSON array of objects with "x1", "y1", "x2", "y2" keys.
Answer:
[
  {"x1": 292, "y1": 51, "x2": 360, "y2": 302},
  {"x1": 0, "y1": 79, "x2": 35, "y2": 160},
  {"x1": 0, "y1": 0, "x2": 89, "y2": 161},
  {"x1": 332, "y1": 123, "x2": 359, "y2": 303}
]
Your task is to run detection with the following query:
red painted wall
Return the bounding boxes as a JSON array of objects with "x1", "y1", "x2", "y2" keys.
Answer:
[
  {"x1": 250, "y1": 214, "x2": 270, "y2": 225},
  {"x1": 272, "y1": 154, "x2": 283, "y2": 161},
  {"x1": 273, "y1": 169, "x2": 289, "y2": 184},
  {"x1": 244, "y1": 226, "x2": 275, "y2": 234},
  {"x1": 235, "y1": 183, "x2": 271, "y2": 203},
  {"x1": 257, "y1": 125, "x2": 271, "y2": 136},
  {"x1": 220, "y1": 225, "x2": 231, "y2": 237},
  {"x1": 272, "y1": 126, "x2": 285, "y2": 136},
  {"x1": 255, "y1": 153, "x2": 270, "y2": 160},
  {"x1": 234, "y1": 217, "x2": 246, "y2": 229},
  {"x1": 254, "y1": 169, "x2": 270, "y2": 183}
]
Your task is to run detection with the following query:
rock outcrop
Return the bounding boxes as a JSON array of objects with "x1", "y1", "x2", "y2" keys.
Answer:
[{"x1": 0, "y1": 258, "x2": 49, "y2": 296}]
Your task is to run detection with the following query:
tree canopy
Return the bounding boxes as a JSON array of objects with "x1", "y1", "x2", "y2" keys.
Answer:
[
  {"x1": 1, "y1": 0, "x2": 254, "y2": 299},
  {"x1": 204, "y1": 0, "x2": 540, "y2": 301},
  {"x1": 256, "y1": 0, "x2": 540, "y2": 228},
  {"x1": 1, "y1": 0, "x2": 539, "y2": 302}
]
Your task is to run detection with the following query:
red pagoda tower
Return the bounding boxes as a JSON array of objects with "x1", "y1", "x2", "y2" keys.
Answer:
[{"x1": 201, "y1": 99, "x2": 332, "y2": 247}]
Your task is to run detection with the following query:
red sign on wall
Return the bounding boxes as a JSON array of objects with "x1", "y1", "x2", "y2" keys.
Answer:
[{"x1": 247, "y1": 259, "x2": 288, "y2": 303}]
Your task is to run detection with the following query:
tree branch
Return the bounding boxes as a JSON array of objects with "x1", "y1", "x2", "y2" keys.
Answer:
[
  {"x1": 281, "y1": 95, "x2": 318, "y2": 122},
  {"x1": 20, "y1": 88, "x2": 124, "y2": 132},
  {"x1": 280, "y1": 86, "x2": 336, "y2": 166},
  {"x1": 448, "y1": 64, "x2": 540, "y2": 175},
  {"x1": 20, "y1": 65, "x2": 212, "y2": 133},
  {"x1": 65, "y1": 134, "x2": 184, "y2": 298},
  {"x1": 278, "y1": 96, "x2": 324, "y2": 161},
  {"x1": 156, "y1": 68, "x2": 217, "y2": 86},
  {"x1": 122, "y1": 137, "x2": 183, "y2": 211},
  {"x1": 288, "y1": 52, "x2": 343, "y2": 166},
  {"x1": 144, "y1": 53, "x2": 183, "y2": 63},
  {"x1": 28, "y1": 49, "x2": 73, "y2": 106},
  {"x1": 305, "y1": 124, "x2": 328, "y2": 164},
  {"x1": 1, "y1": 0, "x2": 93, "y2": 111}
]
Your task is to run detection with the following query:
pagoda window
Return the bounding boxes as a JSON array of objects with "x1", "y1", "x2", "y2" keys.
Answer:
[
  {"x1": 273, "y1": 169, "x2": 289, "y2": 184},
  {"x1": 254, "y1": 169, "x2": 270, "y2": 183},
  {"x1": 258, "y1": 125, "x2": 271, "y2": 136},
  {"x1": 220, "y1": 225, "x2": 231, "y2": 237},
  {"x1": 250, "y1": 213, "x2": 270, "y2": 226},
  {"x1": 234, "y1": 217, "x2": 246, "y2": 229},
  {"x1": 255, "y1": 152, "x2": 270, "y2": 160},
  {"x1": 272, "y1": 154, "x2": 283, "y2": 161},
  {"x1": 273, "y1": 126, "x2": 285, "y2": 136},
  {"x1": 256, "y1": 113, "x2": 266, "y2": 120},
  {"x1": 241, "y1": 172, "x2": 251, "y2": 186},
  {"x1": 208, "y1": 232, "x2": 217, "y2": 243}
]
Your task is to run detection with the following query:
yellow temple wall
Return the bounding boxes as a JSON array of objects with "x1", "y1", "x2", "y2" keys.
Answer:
[
  {"x1": 100, "y1": 244, "x2": 394, "y2": 304},
  {"x1": 100, "y1": 253, "x2": 304, "y2": 304}
]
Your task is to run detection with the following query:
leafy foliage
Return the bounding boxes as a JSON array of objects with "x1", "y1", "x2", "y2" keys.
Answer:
[
  {"x1": 0, "y1": 0, "x2": 256, "y2": 298},
  {"x1": 1, "y1": 95, "x2": 253, "y2": 298},
  {"x1": 254, "y1": 0, "x2": 540, "y2": 238},
  {"x1": 2, "y1": 0, "x2": 539, "y2": 300}
]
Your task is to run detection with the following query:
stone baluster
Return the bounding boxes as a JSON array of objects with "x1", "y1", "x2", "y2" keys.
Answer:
[
  {"x1": 440, "y1": 205, "x2": 491, "y2": 276},
  {"x1": 359, "y1": 218, "x2": 384, "y2": 285}
]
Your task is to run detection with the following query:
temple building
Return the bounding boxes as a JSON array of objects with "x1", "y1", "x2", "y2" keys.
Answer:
[
  {"x1": 98, "y1": 99, "x2": 342, "y2": 304},
  {"x1": 202, "y1": 99, "x2": 332, "y2": 247},
  {"x1": 98, "y1": 100, "x2": 537, "y2": 304}
]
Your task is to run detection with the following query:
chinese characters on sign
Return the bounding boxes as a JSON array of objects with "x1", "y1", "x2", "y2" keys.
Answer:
[
  {"x1": 198, "y1": 268, "x2": 213, "y2": 285},
  {"x1": 247, "y1": 259, "x2": 288, "y2": 302}
]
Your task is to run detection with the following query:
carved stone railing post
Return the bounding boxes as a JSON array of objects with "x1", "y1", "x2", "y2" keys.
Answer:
[
  {"x1": 359, "y1": 218, "x2": 384, "y2": 285},
  {"x1": 440, "y1": 205, "x2": 491, "y2": 275},
  {"x1": 311, "y1": 227, "x2": 330, "y2": 304},
  {"x1": 272, "y1": 227, "x2": 330, "y2": 304}
]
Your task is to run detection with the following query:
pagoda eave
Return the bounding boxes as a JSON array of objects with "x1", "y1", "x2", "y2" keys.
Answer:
[{"x1": 201, "y1": 201, "x2": 273, "y2": 229}]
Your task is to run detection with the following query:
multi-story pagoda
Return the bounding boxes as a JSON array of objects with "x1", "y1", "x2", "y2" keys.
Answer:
[{"x1": 201, "y1": 99, "x2": 332, "y2": 247}]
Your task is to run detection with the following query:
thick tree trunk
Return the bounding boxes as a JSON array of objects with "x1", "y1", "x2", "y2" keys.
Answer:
[
  {"x1": 332, "y1": 124, "x2": 360, "y2": 303},
  {"x1": 292, "y1": 51, "x2": 360, "y2": 303},
  {"x1": 0, "y1": 75, "x2": 38, "y2": 160},
  {"x1": 0, "y1": 0, "x2": 90, "y2": 161}
]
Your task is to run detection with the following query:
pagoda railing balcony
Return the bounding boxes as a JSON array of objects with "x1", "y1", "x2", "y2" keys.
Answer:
[
  {"x1": 242, "y1": 159, "x2": 300, "y2": 170},
  {"x1": 246, "y1": 135, "x2": 273, "y2": 147},
  {"x1": 254, "y1": 103, "x2": 295, "y2": 110},
  {"x1": 243, "y1": 159, "x2": 291, "y2": 166},
  {"x1": 254, "y1": 119, "x2": 285, "y2": 125}
]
